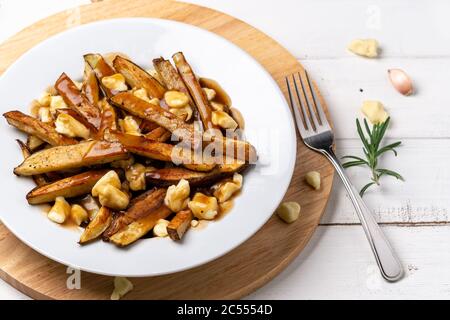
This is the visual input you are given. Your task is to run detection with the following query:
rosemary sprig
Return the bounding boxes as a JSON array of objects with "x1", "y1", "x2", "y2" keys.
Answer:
[{"x1": 342, "y1": 117, "x2": 404, "y2": 196}]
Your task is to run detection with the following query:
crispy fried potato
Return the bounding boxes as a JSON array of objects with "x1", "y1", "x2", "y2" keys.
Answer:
[
  {"x1": 96, "y1": 100, "x2": 118, "y2": 140},
  {"x1": 111, "y1": 92, "x2": 197, "y2": 147},
  {"x1": 84, "y1": 53, "x2": 118, "y2": 98},
  {"x1": 16, "y1": 140, "x2": 48, "y2": 186},
  {"x1": 55, "y1": 73, "x2": 101, "y2": 131},
  {"x1": 172, "y1": 52, "x2": 218, "y2": 131},
  {"x1": 79, "y1": 206, "x2": 112, "y2": 244},
  {"x1": 4, "y1": 111, "x2": 77, "y2": 146},
  {"x1": 27, "y1": 135, "x2": 46, "y2": 152},
  {"x1": 83, "y1": 63, "x2": 100, "y2": 107},
  {"x1": 153, "y1": 58, "x2": 193, "y2": 104},
  {"x1": 114, "y1": 132, "x2": 215, "y2": 172},
  {"x1": 109, "y1": 205, "x2": 171, "y2": 247},
  {"x1": 145, "y1": 163, "x2": 247, "y2": 187},
  {"x1": 103, "y1": 188, "x2": 166, "y2": 238},
  {"x1": 144, "y1": 126, "x2": 171, "y2": 142},
  {"x1": 14, "y1": 140, "x2": 129, "y2": 176},
  {"x1": 56, "y1": 108, "x2": 93, "y2": 130},
  {"x1": 113, "y1": 56, "x2": 166, "y2": 99},
  {"x1": 167, "y1": 209, "x2": 193, "y2": 241},
  {"x1": 26, "y1": 169, "x2": 109, "y2": 205}
]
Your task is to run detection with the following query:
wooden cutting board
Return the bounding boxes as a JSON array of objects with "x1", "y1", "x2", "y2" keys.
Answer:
[{"x1": 0, "y1": 0, "x2": 334, "y2": 299}]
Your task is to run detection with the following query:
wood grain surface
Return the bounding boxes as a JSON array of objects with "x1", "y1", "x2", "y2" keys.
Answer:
[{"x1": 0, "y1": 0, "x2": 334, "y2": 299}]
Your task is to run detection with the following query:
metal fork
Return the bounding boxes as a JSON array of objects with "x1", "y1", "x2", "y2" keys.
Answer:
[{"x1": 286, "y1": 71, "x2": 403, "y2": 282}]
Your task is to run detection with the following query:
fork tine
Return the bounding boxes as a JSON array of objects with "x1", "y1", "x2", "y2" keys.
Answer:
[
  {"x1": 285, "y1": 76, "x2": 308, "y2": 137},
  {"x1": 291, "y1": 74, "x2": 314, "y2": 132},
  {"x1": 301, "y1": 71, "x2": 330, "y2": 129},
  {"x1": 297, "y1": 72, "x2": 320, "y2": 131}
]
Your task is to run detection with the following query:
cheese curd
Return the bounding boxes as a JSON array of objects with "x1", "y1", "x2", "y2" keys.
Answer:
[
  {"x1": 70, "y1": 204, "x2": 89, "y2": 226},
  {"x1": 49, "y1": 95, "x2": 68, "y2": 114},
  {"x1": 102, "y1": 73, "x2": 128, "y2": 92},
  {"x1": 133, "y1": 88, "x2": 151, "y2": 103},
  {"x1": 188, "y1": 193, "x2": 218, "y2": 220},
  {"x1": 213, "y1": 173, "x2": 243, "y2": 203},
  {"x1": 92, "y1": 171, "x2": 121, "y2": 197},
  {"x1": 276, "y1": 201, "x2": 301, "y2": 224},
  {"x1": 203, "y1": 87, "x2": 216, "y2": 101},
  {"x1": 111, "y1": 277, "x2": 134, "y2": 300},
  {"x1": 55, "y1": 113, "x2": 90, "y2": 139},
  {"x1": 361, "y1": 100, "x2": 388, "y2": 124},
  {"x1": 119, "y1": 116, "x2": 141, "y2": 136},
  {"x1": 348, "y1": 39, "x2": 379, "y2": 58},
  {"x1": 164, "y1": 91, "x2": 189, "y2": 108},
  {"x1": 125, "y1": 163, "x2": 147, "y2": 191},
  {"x1": 305, "y1": 171, "x2": 321, "y2": 190},
  {"x1": 38, "y1": 107, "x2": 52, "y2": 123},
  {"x1": 164, "y1": 179, "x2": 190, "y2": 212},
  {"x1": 212, "y1": 111, "x2": 238, "y2": 130},
  {"x1": 48, "y1": 196, "x2": 71, "y2": 224},
  {"x1": 153, "y1": 219, "x2": 170, "y2": 237},
  {"x1": 98, "y1": 184, "x2": 130, "y2": 210}
]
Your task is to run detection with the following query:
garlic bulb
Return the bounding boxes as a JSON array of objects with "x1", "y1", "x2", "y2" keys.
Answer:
[{"x1": 388, "y1": 69, "x2": 413, "y2": 96}]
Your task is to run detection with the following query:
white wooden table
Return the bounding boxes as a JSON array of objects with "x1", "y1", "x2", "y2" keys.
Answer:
[{"x1": 1, "y1": 0, "x2": 449, "y2": 300}]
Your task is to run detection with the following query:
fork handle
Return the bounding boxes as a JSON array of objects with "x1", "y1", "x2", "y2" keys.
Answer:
[{"x1": 323, "y1": 148, "x2": 404, "y2": 282}]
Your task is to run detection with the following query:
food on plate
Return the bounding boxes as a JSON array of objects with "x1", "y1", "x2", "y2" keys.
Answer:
[
  {"x1": 347, "y1": 38, "x2": 379, "y2": 58},
  {"x1": 153, "y1": 219, "x2": 170, "y2": 237},
  {"x1": 48, "y1": 196, "x2": 71, "y2": 224},
  {"x1": 388, "y1": 68, "x2": 414, "y2": 96},
  {"x1": 276, "y1": 201, "x2": 301, "y2": 224},
  {"x1": 361, "y1": 100, "x2": 388, "y2": 124},
  {"x1": 111, "y1": 277, "x2": 133, "y2": 300},
  {"x1": 26, "y1": 169, "x2": 109, "y2": 204},
  {"x1": 4, "y1": 111, "x2": 77, "y2": 146},
  {"x1": 4, "y1": 52, "x2": 256, "y2": 248},
  {"x1": 305, "y1": 171, "x2": 321, "y2": 190},
  {"x1": 167, "y1": 209, "x2": 193, "y2": 240},
  {"x1": 79, "y1": 206, "x2": 112, "y2": 244}
]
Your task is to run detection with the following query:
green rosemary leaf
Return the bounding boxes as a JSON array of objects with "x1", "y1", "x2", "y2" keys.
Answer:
[
  {"x1": 360, "y1": 182, "x2": 376, "y2": 197},
  {"x1": 376, "y1": 141, "x2": 402, "y2": 157},
  {"x1": 342, "y1": 160, "x2": 368, "y2": 168},
  {"x1": 356, "y1": 119, "x2": 371, "y2": 152},
  {"x1": 342, "y1": 155, "x2": 368, "y2": 163},
  {"x1": 376, "y1": 168, "x2": 405, "y2": 181}
]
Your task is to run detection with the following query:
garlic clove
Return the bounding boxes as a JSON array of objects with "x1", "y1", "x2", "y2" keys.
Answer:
[{"x1": 388, "y1": 69, "x2": 414, "y2": 96}]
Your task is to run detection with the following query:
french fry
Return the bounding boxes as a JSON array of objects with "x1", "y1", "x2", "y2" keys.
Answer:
[
  {"x1": 144, "y1": 126, "x2": 171, "y2": 142},
  {"x1": 111, "y1": 92, "x2": 197, "y2": 147},
  {"x1": 109, "y1": 205, "x2": 171, "y2": 247},
  {"x1": 82, "y1": 62, "x2": 100, "y2": 107},
  {"x1": 145, "y1": 163, "x2": 247, "y2": 187},
  {"x1": 26, "y1": 169, "x2": 109, "y2": 205},
  {"x1": 95, "y1": 100, "x2": 118, "y2": 140},
  {"x1": 167, "y1": 209, "x2": 193, "y2": 241},
  {"x1": 114, "y1": 132, "x2": 215, "y2": 172},
  {"x1": 55, "y1": 73, "x2": 101, "y2": 131},
  {"x1": 16, "y1": 140, "x2": 48, "y2": 186},
  {"x1": 172, "y1": 52, "x2": 219, "y2": 131},
  {"x1": 4, "y1": 111, "x2": 77, "y2": 146},
  {"x1": 84, "y1": 53, "x2": 118, "y2": 98},
  {"x1": 79, "y1": 206, "x2": 112, "y2": 244},
  {"x1": 113, "y1": 56, "x2": 166, "y2": 99},
  {"x1": 103, "y1": 188, "x2": 166, "y2": 238},
  {"x1": 14, "y1": 140, "x2": 129, "y2": 176}
]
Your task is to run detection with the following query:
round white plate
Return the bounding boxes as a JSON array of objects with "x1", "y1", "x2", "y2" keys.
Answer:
[{"x1": 0, "y1": 18, "x2": 296, "y2": 277}]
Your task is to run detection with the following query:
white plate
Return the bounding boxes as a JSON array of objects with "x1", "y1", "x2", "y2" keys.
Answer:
[{"x1": 0, "y1": 18, "x2": 296, "y2": 277}]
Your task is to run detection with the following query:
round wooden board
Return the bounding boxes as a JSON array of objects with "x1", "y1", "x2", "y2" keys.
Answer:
[{"x1": 0, "y1": 0, "x2": 334, "y2": 300}]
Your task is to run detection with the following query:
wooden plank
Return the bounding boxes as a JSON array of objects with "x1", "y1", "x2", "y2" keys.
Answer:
[
  {"x1": 248, "y1": 225, "x2": 450, "y2": 299},
  {"x1": 188, "y1": 0, "x2": 450, "y2": 59},
  {"x1": 321, "y1": 138, "x2": 450, "y2": 225},
  {"x1": 302, "y1": 58, "x2": 450, "y2": 139}
]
